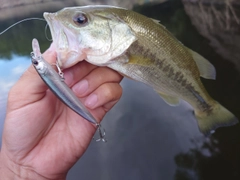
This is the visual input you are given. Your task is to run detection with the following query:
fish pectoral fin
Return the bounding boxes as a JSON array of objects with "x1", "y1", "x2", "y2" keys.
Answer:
[
  {"x1": 157, "y1": 92, "x2": 180, "y2": 106},
  {"x1": 128, "y1": 54, "x2": 152, "y2": 66},
  {"x1": 110, "y1": 54, "x2": 129, "y2": 64},
  {"x1": 188, "y1": 48, "x2": 216, "y2": 80}
]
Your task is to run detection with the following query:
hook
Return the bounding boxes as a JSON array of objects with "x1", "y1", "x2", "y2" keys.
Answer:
[
  {"x1": 54, "y1": 62, "x2": 65, "y2": 80},
  {"x1": 95, "y1": 123, "x2": 107, "y2": 142}
]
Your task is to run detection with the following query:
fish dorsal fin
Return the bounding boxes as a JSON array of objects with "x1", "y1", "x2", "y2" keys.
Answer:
[
  {"x1": 151, "y1": 18, "x2": 168, "y2": 29},
  {"x1": 151, "y1": 18, "x2": 160, "y2": 24},
  {"x1": 188, "y1": 48, "x2": 216, "y2": 80},
  {"x1": 157, "y1": 91, "x2": 180, "y2": 106}
]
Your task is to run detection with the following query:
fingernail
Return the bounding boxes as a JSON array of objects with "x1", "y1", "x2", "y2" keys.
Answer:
[
  {"x1": 85, "y1": 94, "x2": 98, "y2": 108},
  {"x1": 73, "y1": 79, "x2": 89, "y2": 96},
  {"x1": 63, "y1": 71, "x2": 73, "y2": 86}
]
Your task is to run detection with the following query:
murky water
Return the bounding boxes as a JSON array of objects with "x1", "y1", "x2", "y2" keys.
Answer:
[{"x1": 0, "y1": 0, "x2": 240, "y2": 179}]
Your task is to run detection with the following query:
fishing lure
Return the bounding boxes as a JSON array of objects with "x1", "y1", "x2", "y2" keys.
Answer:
[{"x1": 31, "y1": 38, "x2": 106, "y2": 142}]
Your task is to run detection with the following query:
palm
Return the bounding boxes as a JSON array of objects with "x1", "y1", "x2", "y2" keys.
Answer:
[{"x1": 4, "y1": 89, "x2": 103, "y2": 177}]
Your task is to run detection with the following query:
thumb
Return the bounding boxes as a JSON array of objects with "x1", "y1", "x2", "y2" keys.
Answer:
[{"x1": 8, "y1": 44, "x2": 57, "y2": 110}]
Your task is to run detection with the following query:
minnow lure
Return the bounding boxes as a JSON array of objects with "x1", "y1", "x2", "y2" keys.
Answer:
[{"x1": 31, "y1": 38, "x2": 106, "y2": 142}]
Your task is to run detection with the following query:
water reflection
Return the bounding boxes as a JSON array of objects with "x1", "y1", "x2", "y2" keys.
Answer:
[
  {"x1": 68, "y1": 78, "x2": 203, "y2": 180},
  {"x1": 174, "y1": 132, "x2": 240, "y2": 180},
  {"x1": 0, "y1": 54, "x2": 30, "y2": 145},
  {"x1": 0, "y1": 54, "x2": 30, "y2": 87},
  {"x1": 0, "y1": 0, "x2": 240, "y2": 180}
]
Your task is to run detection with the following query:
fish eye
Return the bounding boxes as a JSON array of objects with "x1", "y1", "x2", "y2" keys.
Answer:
[{"x1": 73, "y1": 13, "x2": 88, "y2": 25}]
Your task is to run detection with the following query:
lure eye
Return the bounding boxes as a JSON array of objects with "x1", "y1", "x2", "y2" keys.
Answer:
[
  {"x1": 73, "y1": 13, "x2": 88, "y2": 26},
  {"x1": 32, "y1": 59, "x2": 39, "y2": 65}
]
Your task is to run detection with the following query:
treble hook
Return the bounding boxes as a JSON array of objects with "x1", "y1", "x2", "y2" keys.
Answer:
[{"x1": 95, "y1": 123, "x2": 107, "y2": 142}]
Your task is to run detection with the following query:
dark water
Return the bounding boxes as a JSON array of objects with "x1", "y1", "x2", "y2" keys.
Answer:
[{"x1": 0, "y1": 1, "x2": 240, "y2": 180}]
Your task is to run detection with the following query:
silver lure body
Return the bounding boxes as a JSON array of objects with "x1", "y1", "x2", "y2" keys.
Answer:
[{"x1": 31, "y1": 39, "x2": 98, "y2": 125}]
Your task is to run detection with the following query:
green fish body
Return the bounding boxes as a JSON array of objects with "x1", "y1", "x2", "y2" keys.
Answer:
[{"x1": 44, "y1": 5, "x2": 238, "y2": 135}]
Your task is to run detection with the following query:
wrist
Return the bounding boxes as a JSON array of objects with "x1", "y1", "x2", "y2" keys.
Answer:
[
  {"x1": 0, "y1": 153, "x2": 65, "y2": 180},
  {"x1": 0, "y1": 160, "x2": 47, "y2": 180}
]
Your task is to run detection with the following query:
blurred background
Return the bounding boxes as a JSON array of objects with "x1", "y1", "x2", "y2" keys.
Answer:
[{"x1": 0, "y1": 0, "x2": 240, "y2": 179}]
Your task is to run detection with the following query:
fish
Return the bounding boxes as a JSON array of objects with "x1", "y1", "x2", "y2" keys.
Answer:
[
  {"x1": 31, "y1": 38, "x2": 106, "y2": 141},
  {"x1": 43, "y1": 5, "x2": 238, "y2": 135}
]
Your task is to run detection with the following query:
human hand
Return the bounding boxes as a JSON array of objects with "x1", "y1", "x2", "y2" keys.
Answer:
[{"x1": 0, "y1": 44, "x2": 123, "y2": 180}]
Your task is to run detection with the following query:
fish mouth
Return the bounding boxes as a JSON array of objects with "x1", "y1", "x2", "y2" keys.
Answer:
[
  {"x1": 44, "y1": 13, "x2": 58, "y2": 47},
  {"x1": 43, "y1": 12, "x2": 84, "y2": 68}
]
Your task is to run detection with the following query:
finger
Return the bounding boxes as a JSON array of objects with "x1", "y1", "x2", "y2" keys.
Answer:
[
  {"x1": 72, "y1": 67, "x2": 123, "y2": 97},
  {"x1": 84, "y1": 83, "x2": 122, "y2": 110},
  {"x1": 63, "y1": 61, "x2": 97, "y2": 87}
]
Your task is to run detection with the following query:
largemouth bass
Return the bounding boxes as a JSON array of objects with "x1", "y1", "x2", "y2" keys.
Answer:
[{"x1": 43, "y1": 5, "x2": 238, "y2": 135}]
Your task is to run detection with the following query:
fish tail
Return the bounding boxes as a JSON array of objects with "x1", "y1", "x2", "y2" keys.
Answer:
[{"x1": 195, "y1": 101, "x2": 238, "y2": 135}]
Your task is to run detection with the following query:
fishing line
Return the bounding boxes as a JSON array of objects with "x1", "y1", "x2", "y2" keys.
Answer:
[
  {"x1": 0, "y1": 17, "x2": 46, "y2": 36},
  {"x1": 45, "y1": 24, "x2": 52, "y2": 41}
]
